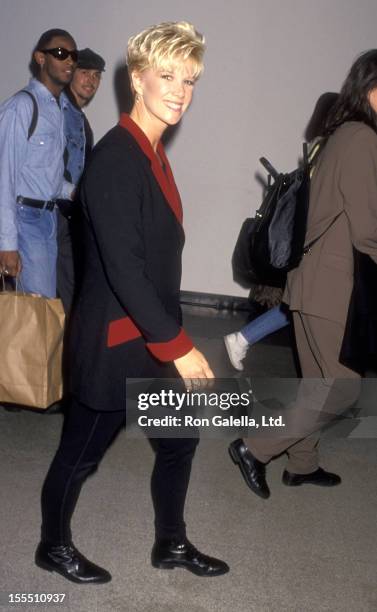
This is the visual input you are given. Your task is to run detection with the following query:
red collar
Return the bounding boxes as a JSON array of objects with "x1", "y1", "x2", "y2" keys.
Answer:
[{"x1": 119, "y1": 113, "x2": 183, "y2": 225}]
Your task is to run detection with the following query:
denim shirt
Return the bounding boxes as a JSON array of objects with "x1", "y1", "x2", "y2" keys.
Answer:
[
  {"x1": 0, "y1": 78, "x2": 74, "y2": 250},
  {"x1": 61, "y1": 90, "x2": 86, "y2": 186}
]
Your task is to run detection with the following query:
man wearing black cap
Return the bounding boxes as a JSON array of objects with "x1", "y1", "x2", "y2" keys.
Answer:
[{"x1": 57, "y1": 48, "x2": 105, "y2": 314}]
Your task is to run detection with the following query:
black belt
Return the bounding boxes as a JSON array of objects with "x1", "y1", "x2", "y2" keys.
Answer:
[{"x1": 16, "y1": 196, "x2": 57, "y2": 211}]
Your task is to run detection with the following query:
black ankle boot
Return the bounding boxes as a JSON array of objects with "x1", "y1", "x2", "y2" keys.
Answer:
[
  {"x1": 151, "y1": 537, "x2": 229, "y2": 576},
  {"x1": 35, "y1": 542, "x2": 111, "y2": 584}
]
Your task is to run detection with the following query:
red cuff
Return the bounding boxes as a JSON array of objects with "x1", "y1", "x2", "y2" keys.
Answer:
[
  {"x1": 146, "y1": 328, "x2": 193, "y2": 362},
  {"x1": 107, "y1": 316, "x2": 142, "y2": 347}
]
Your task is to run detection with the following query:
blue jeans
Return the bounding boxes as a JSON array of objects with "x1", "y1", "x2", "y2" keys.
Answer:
[
  {"x1": 16, "y1": 204, "x2": 57, "y2": 297},
  {"x1": 240, "y1": 304, "x2": 290, "y2": 345}
]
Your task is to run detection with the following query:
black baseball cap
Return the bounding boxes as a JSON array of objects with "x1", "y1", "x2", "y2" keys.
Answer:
[{"x1": 77, "y1": 48, "x2": 105, "y2": 72}]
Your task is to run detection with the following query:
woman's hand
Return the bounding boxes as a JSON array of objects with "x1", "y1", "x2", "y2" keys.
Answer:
[{"x1": 174, "y1": 347, "x2": 214, "y2": 388}]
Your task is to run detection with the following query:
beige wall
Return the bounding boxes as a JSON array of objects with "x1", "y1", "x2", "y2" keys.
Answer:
[{"x1": 1, "y1": 0, "x2": 377, "y2": 295}]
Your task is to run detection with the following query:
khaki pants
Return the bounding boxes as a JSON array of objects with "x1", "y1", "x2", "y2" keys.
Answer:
[{"x1": 246, "y1": 312, "x2": 360, "y2": 474}]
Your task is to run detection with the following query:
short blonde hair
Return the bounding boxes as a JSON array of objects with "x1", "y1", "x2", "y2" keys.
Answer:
[{"x1": 127, "y1": 21, "x2": 205, "y2": 83}]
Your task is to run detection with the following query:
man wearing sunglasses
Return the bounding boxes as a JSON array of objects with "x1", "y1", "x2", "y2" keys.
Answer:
[
  {"x1": 0, "y1": 29, "x2": 77, "y2": 297},
  {"x1": 57, "y1": 48, "x2": 106, "y2": 315}
]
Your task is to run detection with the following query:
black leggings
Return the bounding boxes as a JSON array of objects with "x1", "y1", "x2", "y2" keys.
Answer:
[{"x1": 40, "y1": 398, "x2": 198, "y2": 544}]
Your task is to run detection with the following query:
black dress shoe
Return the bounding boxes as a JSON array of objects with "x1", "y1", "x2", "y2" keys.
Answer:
[
  {"x1": 151, "y1": 537, "x2": 229, "y2": 577},
  {"x1": 229, "y1": 439, "x2": 270, "y2": 499},
  {"x1": 35, "y1": 542, "x2": 111, "y2": 584},
  {"x1": 282, "y1": 467, "x2": 341, "y2": 487}
]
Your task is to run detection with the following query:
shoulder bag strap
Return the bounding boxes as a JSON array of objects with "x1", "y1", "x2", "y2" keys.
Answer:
[{"x1": 18, "y1": 90, "x2": 38, "y2": 140}]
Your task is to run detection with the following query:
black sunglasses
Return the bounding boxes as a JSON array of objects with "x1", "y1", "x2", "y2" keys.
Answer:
[{"x1": 41, "y1": 47, "x2": 78, "y2": 62}]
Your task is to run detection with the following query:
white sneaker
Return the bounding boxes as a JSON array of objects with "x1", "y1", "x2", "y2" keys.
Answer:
[{"x1": 224, "y1": 332, "x2": 249, "y2": 371}]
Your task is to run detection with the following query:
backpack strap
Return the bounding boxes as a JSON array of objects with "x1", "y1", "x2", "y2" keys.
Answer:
[
  {"x1": 308, "y1": 137, "x2": 328, "y2": 167},
  {"x1": 18, "y1": 90, "x2": 38, "y2": 140},
  {"x1": 259, "y1": 157, "x2": 280, "y2": 181}
]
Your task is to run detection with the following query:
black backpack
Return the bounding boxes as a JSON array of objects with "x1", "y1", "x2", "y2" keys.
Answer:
[{"x1": 232, "y1": 140, "x2": 325, "y2": 288}]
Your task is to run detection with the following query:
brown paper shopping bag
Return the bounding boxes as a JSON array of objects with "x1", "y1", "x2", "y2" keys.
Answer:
[{"x1": 0, "y1": 290, "x2": 65, "y2": 409}]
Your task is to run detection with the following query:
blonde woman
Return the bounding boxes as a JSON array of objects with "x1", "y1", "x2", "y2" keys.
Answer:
[{"x1": 35, "y1": 22, "x2": 229, "y2": 583}]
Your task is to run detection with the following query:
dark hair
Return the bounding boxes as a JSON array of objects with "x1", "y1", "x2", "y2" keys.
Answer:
[
  {"x1": 304, "y1": 92, "x2": 339, "y2": 141},
  {"x1": 35, "y1": 28, "x2": 75, "y2": 51},
  {"x1": 324, "y1": 49, "x2": 377, "y2": 136},
  {"x1": 29, "y1": 28, "x2": 76, "y2": 76}
]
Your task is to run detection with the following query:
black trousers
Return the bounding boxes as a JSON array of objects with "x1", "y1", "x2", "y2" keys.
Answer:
[{"x1": 40, "y1": 397, "x2": 198, "y2": 544}]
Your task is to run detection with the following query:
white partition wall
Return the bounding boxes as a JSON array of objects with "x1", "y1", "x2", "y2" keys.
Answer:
[{"x1": 1, "y1": 0, "x2": 377, "y2": 296}]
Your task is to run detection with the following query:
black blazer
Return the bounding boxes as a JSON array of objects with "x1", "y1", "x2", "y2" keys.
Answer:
[{"x1": 69, "y1": 115, "x2": 193, "y2": 411}]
